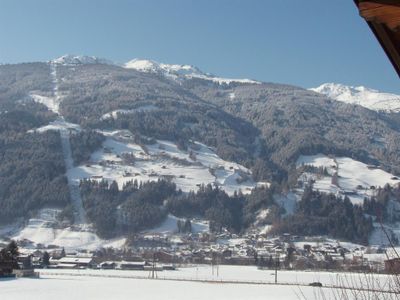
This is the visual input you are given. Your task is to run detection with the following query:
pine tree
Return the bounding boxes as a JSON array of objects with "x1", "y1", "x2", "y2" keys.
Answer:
[{"x1": 42, "y1": 251, "x2": 50, "y2": 266}]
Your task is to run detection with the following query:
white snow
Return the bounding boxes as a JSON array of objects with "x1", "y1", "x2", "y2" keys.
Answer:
[
  {"x1": 336, "y1": 157, "x2": 398, "y2": 191},
  {"x1": 296, "y1": 154, "x2": 399, "y2": 205},
  {"x1": 310, "y1": 83, "x2": 400, "y2": 112},
  {"x1": 30, "y1": 117, "x2": 82, "y2": 133},
  {"x1": 52, "y1": 54, "x2": 113, "y2": 66},
  {"x1": 297, "y1": 154, "x2": 336, "y2": 171},
  {"x1": 68, "y1": 132, "x2": 257, "y2": 195},
  {"x1": 7, "y1": 266, "x2": 391, "y2": 300},
  {"x1": 29, "y1": 63, "x2": 62, "y2": 114},
  {"x1": 36, "y1": 265, "x2": 394, "y2": 289},
  {"x1": 147, "y1": 214, "x2": 209, "y2": 234},
  {"x1": 274, "y1": 192, "x2": 300, "y2": 216},
  {"x1": 30, "y1": 93, "x2": 60, "y2": 114},
  {"x1": 124, "y1": 58, "x2": 260, "y2": 85},
  {"x1": 0, "y1": 275, "x2": 323, "y2": 300},
  {"x1": 10, "y1": 209, "x2": 126, "y2": 250},
  {"x1": 100, "y1": 104, "x2": 158, "y2": 120}
]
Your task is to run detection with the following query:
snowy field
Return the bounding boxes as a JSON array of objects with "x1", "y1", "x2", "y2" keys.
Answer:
[
  {"x1": 8, "y1": 209, "x2": 126, "y2": 251},
  {"x1": 0, "y1": 276, "x2": 320, "y2": 300},
  {"x1": 67, "y1": 130, "x2": 258, "y2": 196},
  {"x1": 297, "y1": 154, "x2": 399, "y2": 205},
  {"x1": 36, "y1": 265, "x2": 394, "y2": 288},
  {"x1": 1, "y1": 266, "x2": 395, "y2": 300}
]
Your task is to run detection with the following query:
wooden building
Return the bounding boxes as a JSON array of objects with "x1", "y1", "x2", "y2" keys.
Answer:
[
  {"x1": 384, "y1": 257, "x2": 400, "y2": 274},
  {"x1": 354, "y1": 0, "x2": 400, "y2": 77}
]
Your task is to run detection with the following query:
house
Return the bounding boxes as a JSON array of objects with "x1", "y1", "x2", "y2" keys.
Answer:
[
  {"x1": 162, "y1": 265, "x2": 176, "y2": 271},
  {"x1": 117, "y1": 261, "x2": 146, "y2": 270},
  {"x1": 385, "y1": 258, "x2": 400, "y2": 274},
  {"x1": 55, "y1": 256, "x2": 95, "y2": 269},
  {"x1": 99, "y1": 261, "x2": 116, "y2": 269},
  {"x1": 154, "y1": 251, "x2": 176, "y2": 263},
  {"x1": 17, "y1": 255, "x2": 32, "y2": 269}
]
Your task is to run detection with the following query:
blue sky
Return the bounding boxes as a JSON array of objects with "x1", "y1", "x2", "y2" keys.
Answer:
[{"x1": 0, "y1": 0, "x2": 399, "y2": 93}]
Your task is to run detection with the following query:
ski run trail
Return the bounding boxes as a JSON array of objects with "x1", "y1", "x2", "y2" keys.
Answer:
[{"x1": 50, "y1": 63, "x2": 87, "y2": 225}]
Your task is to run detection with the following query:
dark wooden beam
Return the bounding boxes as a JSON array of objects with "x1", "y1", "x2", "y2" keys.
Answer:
[
  {"x1": 369, "y1": 22, "x2": 400, "y2": 76},
  {"x1": 357, "y1": 0, "x2": 400, "y2": 7},
  {"x1": 354, "y1": 0, "x2": 400, "y2": 77},
  {"x1": 359, "y1": 2, "x2": 400, "y2": 31}
]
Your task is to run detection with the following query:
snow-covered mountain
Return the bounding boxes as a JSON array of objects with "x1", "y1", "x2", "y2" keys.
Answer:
[
  {"x1": 310, "y1": 83, "x2": 400, "y2": 113},
  {"x1": 51, "y1": 55, "x2": 260, "y2": 85},
  {"x1": 51, "y1": 54, "x2": 113, "y2": 66},
  {"x1": 124, "y1": 58, "x2": 260, "y2": 85}
]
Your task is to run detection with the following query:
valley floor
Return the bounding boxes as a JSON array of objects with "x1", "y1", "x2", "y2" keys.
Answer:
[
  {"x1": 0, "y1": 276, "x2": 312, "y2": 300},
  {"x1": 2, "y1": 266, "x2": 396, "y2": 300}
]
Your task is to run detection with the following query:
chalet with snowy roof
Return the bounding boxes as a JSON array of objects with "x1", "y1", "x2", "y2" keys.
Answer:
[
  {"x1": 54, "y1": 256, "x2": 95, "y2": 269},
  {"x1": 117, "y1": 261, "x2": 146, "y2": 270}
]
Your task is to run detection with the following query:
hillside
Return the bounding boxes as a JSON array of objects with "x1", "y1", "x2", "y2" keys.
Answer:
[
  {"x1": 1, "y1": 56, "x2": 400, "y2": 248},
  {"x1": 186, "y1": 80, "x2": 400, "y2": 177}
]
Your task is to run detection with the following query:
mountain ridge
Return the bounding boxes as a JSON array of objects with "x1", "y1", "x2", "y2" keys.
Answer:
[
  {"x1": 310, "y1": 82, "x2": 400, "y2": 112},
  {"x1": 1, "y1": 58, "x2": 400, "y2": 247}
]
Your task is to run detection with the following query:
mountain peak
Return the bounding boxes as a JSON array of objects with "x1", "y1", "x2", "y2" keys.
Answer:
[
  {"x1": 51, "y1": 54, "x2": 113, "y2": 66},
  {"x1": 124, "y1": 59, "x2": 162, "y2": 73},
  {"x1": 124, "y1": 58, "x2": 207, "y2": 78},
  {"x1": 124, "y1": 58, "x2": 260, "y2": 85},
  {"x1": 310, "y1": 83, "x2": 400, "y2": 112}
]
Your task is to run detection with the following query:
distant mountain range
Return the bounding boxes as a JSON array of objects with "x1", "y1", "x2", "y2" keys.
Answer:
[
  {"x1": 6, "y1": 54, "x2": 400, "y2": 179},
  {"x1": 310, "y1": 83, "x2": 400, "y2": 113},
  {"x1": 53, "y1": 55, "x2": 400, "y2": 113}
]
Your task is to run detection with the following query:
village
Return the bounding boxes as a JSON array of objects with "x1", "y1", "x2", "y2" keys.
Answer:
[{"x1": 2, "y1": 229, "x2": 400, "y2": 279}]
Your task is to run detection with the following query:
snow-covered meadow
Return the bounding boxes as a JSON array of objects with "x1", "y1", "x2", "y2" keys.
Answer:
[
  {"x1": 7, "y1": 209, "x2": 126, "y2": 251},
  {"x1": 0, "y1": 276, "x2": 315, "y2": 300},
  {"x1": 297, "y1": 154, "x2": 399, "y2": 205},
  {"x1": 2, "y1": 265, "x2": 396, "y2": 300},
  {"x1": 68, "y1": 130, "x2": 258, "y2": 196}
]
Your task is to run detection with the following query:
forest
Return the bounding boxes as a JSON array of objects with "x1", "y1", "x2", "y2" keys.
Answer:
[
  {"x1": 80, "y1": 177, "x2": 379, "y2": 245},
  {"x1": 70, "y1": 130, "x2": 105, "y2": 165},
  {"x1": 0, "y1": 103, "x2": 69, "y2": 224},
  {"x1": 273, "y1": 186, "x2": 374, "y2": 244},
  {"x1": 80, "y1": 178, "x2": 282, "y2": 238},
  {"x1": 80, "y1": 179, "x2": 178, "y2": 238}
]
